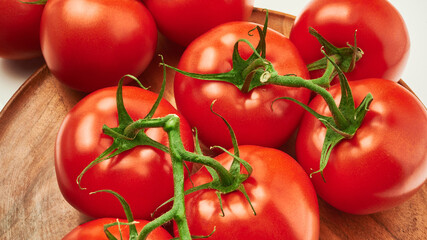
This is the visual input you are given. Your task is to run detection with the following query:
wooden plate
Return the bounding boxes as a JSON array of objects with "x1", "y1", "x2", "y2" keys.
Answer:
[{"x1": 0, "y1": 8, "x2": 425, "y2": 239}]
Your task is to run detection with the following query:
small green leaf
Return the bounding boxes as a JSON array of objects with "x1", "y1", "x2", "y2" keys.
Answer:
[
  {"x1": 76, "y1": 144, "x2": 118, "y2": 189},
  {"x1": 161, "y1": 62, "x2": 239, "y2": 84},
  {"x1": 307, "y1": 27, "x2": 364, "y2": 74},
  {"x1": 151, "y1": 181, "x2": 218, "y2": 219},
  {"x1": 170, "y1": 227, "x2": 216, "y2": 240},
  {"x1": 210, "y1": 146, "x2": 253, "y2": 178},
  {"x1": 209, "y1": 100, "x2": 239, "y2": 157},
  {"x1": 103, "y1": 220, "x2": 141, "y2": 240},
  {"x1": 208, "y1": 100, "x2": 253, "y2": 178},
  {"x1": 322, "y1": 51, "x2": 355, "y2": 119},
  {"x1": 115, "y1": 75, "x2": 135, "y2": 126},
  {"x1": 192, "y1": 128, "x2": 204, "y2": 156},
  {"x1": 20, "y1": 0, "x2": 47, "y2": 4},
  {"x1": 90, "y1": 190, "x2": 138, "y2": 239},
  {"x1": 216, "y1": 191, "x2": 225, "y2": 217},
  {"x1": 144, "y1": 55, "x2": 168, "y2": 120},
  {"x1": 238, "y1": 184, "x2": 256, "y2": 216},
  {"x1": 310, "y1": 129, "x2": 345, "y2": 180}
]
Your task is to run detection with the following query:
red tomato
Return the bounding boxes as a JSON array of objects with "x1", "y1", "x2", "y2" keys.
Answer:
[
  {"x1": 40, "y1": 0, "x2": 157, "y2": 92},
  {"x1": 55, "y1": 86, "x2": 194, "y2": 219},
  {"x1": 0, "y1": 0, "x2": 44, "y2": 59},
  {"x1": 174, "y1": 22, "x2": 311, "y2": 149},
  {"x1": 290, "y1": 0, "x2": 410, "y2": 82},
  {"x1": 296, "y1": 79, "x2": 427, "y2": 214},
  {"x1": 62, "y1": 218, "x2": 172, "y2": 239},
  {"x1": 176, "y1": 145, "x2": 319, "y2": 239},
  {"x1": 143, "y1": 0, "x2": 254, "y2": 46}
]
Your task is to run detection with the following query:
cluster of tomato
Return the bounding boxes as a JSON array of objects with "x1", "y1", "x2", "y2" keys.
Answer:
[{"x1": 2, "y1": 0, "x2": 426, "y2": 239}]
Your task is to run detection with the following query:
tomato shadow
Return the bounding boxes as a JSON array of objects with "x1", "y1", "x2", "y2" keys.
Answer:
[{"x1": 0, "y1": 56, "x2": 45, "y2": 80}]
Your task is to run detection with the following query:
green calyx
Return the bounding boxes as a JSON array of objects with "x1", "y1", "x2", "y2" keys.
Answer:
[
  {"x1": 152, "y1": 101, "x2": 256, "y2": 221},
  {"x1": 76, "y1": 73, "x2": 169, "y2": 190},
  {"x1": 161, "y1": 10, "x2": 274, "y2": 94},
  {"x1": 90, "y1": 190, "x2": 139, "y2": 240},
  {"x1": 307, "y1": 27, "x2": 364, "y2": 75},
  {"x1": 197, "y1": 101, "x2": 256, "y2": 216},
  {"x1": 276, "y1": 53, "x2": 373, "y2": 180}
]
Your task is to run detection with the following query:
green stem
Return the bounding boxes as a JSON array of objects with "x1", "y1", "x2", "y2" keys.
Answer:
[
  {"x1": 123, "y1": 115, "x2": 173, "y2": 138},
  {"x1": 267, "y1": 74, "x2": 349, "y2": 129},
  {"x1": 136, "y1": 148, "x2": 190, "y2": 239},
  {"x1": 310, "y1": 55, "x2": 338, "y2": 88},
  {"x1": 164, "y1": 116, "x2": 235, "y2": 187},
  {"x1": 241, "y1": 58, "x2": 270, "y2": 93},
  {"x1": 137, "y1": 208, "x2": 177, "y2": 240},
  {"x1": 168, "y1": 127, "x2": 191, "y2": 239},
  {"x1": 182, "y1": 151, "x2": 235, "y2": 186},
  {"x1": 123, "y1": 114, "x2": 235, "y2": 187}
]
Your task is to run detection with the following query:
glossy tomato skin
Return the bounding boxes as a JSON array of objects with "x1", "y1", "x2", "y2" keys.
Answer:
[
  {"x1": 143, "y1": 0, "x2": 254, "y2": 46},
  {"x1": 0, "y1": 0, "x2": 44, "y2": 59},
  {"x1": 174, "y1": 22, "x2": 311, "y2": 149},
  {"x1": 176, "y1": 145, "x2": 319, "y2": 239},
  {"x1": 40, "y1": 0, "x2": 157, "y2": 92},
  {"x1": 55, "y1": 86, "x2": 194, "y2": 220},
  {"x1": 296, "y1": 79, "x2": 427, "y2": 214},
  {"x1": 290, "y1": 0, "x2": 410, "y2": 82},
  {"x1": 62, "y1": 218, "x2": 172, "y2": 239}
]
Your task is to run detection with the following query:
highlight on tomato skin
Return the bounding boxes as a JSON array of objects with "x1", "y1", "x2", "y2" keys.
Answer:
[
  {"x1": 296, "y1": 78, "x2": 427, "y2": 215},
  {"x1": 290, "y1": 0, "x2": 410, "y2": 83},
  {"x1": 62, "y1": 218, "x2": 172, "y2": 240},
  {"x1": 175, "y1": 145, "x2": 320, "y2": 240},
  {"x1": 143, "y1": 0, "x2": 255, "y2": 46}
]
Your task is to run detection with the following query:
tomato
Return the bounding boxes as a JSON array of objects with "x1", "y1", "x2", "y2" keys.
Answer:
[
  {"x1": 62, "y1": 218, "x2": 172, "y2": 239},
  {"x1": 290, "y1": 0, "x2": 410, "y2": 83},
  {"x1": 55, "y1": 86, "x2": 194, "y2": 219},
  {"x1": 0, "y1": 0, "x2": 44, "y2": 59},
  {"x1": 175, "y1": 145, "x2": 319, "y2": 239},
  {"x1": 40, "y1": 0, "x2": 157, "y2": 92},
  {"x1": 143, "y1": 0, "x2": 254, "y2": 46},
  {"x1": 296, "y1": 79, "x2": 427, "y2": 214},
  {"x1": 174, "y1": 22, "x2": 311, "y2": 149}
]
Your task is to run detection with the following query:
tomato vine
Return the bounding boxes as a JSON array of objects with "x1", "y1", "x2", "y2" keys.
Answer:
[{"x1": 76, "y1": 58, "x2": 256, "y2": 239}]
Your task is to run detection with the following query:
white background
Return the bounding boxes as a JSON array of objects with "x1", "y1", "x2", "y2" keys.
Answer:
[{"x1": 1, "y1": 0, "x2": 426, "y2": 111}]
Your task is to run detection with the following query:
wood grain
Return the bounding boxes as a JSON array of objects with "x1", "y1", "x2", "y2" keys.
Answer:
[
  {"x1": 0, "y1": 66, "x2": 89, "y2": 239},
  {"x1": 0, "y1": 7, "x2": 425, "y2": 240}
]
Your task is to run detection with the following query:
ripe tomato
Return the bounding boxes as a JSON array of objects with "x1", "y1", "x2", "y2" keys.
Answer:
[
  {"x1": 143, "y1": 0, "x2": 254, "y2": 46},
  {"x1": 174, "y1": 22, "x2": 311, "y2": 149},
  {"x1": 296, "y1": 79, "x2": 427, "y2": 214},
  {"x1": 40, "y1": 0, "x2": 157, "y2": 92},
  {"x1": 290, "y1": 0, "x2": 410, "y2": 82},
  {"x1": 62, "y1": 218, "x2": 172, "y2": 239},
  {"x1": 55, "y1": 86, "x2": 194, "y2": 219},
  {"x1": 0, "y1": 0, "x2": 44, "y2": 59},
  {"x1": 177, "y1": 145, "x2": 319, "y2": 239}
]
